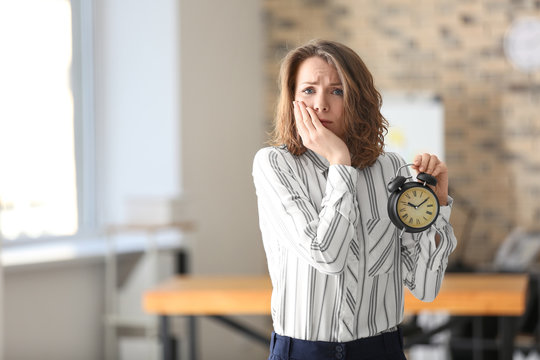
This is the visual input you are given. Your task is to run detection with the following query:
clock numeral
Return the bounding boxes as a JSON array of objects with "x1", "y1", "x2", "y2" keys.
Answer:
[
  {"x1": 413, "y1": 190, "x2": 417, "y2": 197},
  {"x1": 423, "y1": 216, "x2": 428, "y2": 221},
  {"x1": 416, "y1": 219, "x2": 420, "y2": 225},
  {"x1": 426, "y1": 211, "x2": 433, "y2": 215},
  {"x1": 405, "y1": 194, "x2": 411, "y2": 199},
  {"x1": 409, "y1": 217, "x2": 413, "y2": 224},
  {"x1": 399, "y1": 208, "x2": 406, "y2": 213},
  {"x1": 427, "y1": 204, "x2": 433, "y2": 207},
  {"x1": 403, "y1": 214, "x2": 408, "y2": 219}
]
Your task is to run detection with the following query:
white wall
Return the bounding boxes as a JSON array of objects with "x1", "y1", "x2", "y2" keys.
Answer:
[
  {"x1": 5, "y1": 262, "x2": 105, "y2": 360},
  {"x1": 179, "y1": 0, "x2": 269, "y2": 358},
  {"x1": 180, "y1": 0, "x2": 266, "y2": 274},
  {"x1": 95, "y1": 0, "x2": 181, "y2": 225}
]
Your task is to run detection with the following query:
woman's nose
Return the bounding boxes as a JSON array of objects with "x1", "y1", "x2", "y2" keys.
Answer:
[{"x1": 313, "y1": 95, "x2": 329, "y2": 112}]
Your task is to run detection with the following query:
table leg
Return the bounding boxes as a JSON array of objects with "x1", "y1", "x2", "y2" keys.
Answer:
[
  {"x1": 188, "y1": 316, "x2": 197, "y2": 360},
  {"x1": 209, "y1": 315, "x2": 270, "y2": 346},
  {"x1": 160, "y1": 315, "x2": 177, "y2": 360},
  {"x1": 498, "y1": 316, "x2": 515, "y2": 360},
  {"x1": 472, "y1": 316, "x2": 483, "y2": 360}
]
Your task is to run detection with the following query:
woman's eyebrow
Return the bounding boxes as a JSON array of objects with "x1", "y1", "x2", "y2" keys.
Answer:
[
  {"x1": 299, "y1": 81, "x2": 318, "y2": 85},
  {"x1": 299, "y1": 81, "x2": 342, "y2": 86}
]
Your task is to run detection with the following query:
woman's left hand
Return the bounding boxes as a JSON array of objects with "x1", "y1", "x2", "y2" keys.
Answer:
[{"x1": 411, "y1": 153, "x2": 448, "y2": 206}]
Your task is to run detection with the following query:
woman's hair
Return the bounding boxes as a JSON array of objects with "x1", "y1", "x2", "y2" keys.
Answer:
[{"x1": 269, "y1": 39, "x2": 388, "y2": 169}]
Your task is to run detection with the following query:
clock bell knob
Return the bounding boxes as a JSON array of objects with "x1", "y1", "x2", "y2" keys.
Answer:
[
  {"x1": 387, "y1": 176, "x2": 407, "y2": 193},
  {"x1": 417, "y1": 172, "x2": 437, "y2": 186}
]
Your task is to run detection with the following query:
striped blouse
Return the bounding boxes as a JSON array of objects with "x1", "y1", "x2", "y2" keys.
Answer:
[{"x1": 252, "y1": 145, "x2": 457, "y2": 342}]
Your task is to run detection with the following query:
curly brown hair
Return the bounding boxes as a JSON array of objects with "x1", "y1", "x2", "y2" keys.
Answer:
[{"x1": 269, "y1": 39, "x2": 388, "y2": 169}]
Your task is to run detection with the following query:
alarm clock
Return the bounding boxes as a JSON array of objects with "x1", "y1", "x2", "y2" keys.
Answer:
[
  {"x1": 387, "y1": 163, "x2": 440, "y2": 233},
  {"x1": 504, "y1": 17, "x2": 540, "y2": 72}
]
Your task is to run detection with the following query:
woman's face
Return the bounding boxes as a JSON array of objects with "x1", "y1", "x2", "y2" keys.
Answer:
[{"x1": 294, "y1": 56, "x2": 345, "y2": 139}]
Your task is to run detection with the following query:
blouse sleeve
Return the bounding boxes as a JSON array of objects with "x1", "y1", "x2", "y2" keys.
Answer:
[
  {"x1": 399, "y1": 162, "x2": 457, "y2": 302},
  {"x1": 252, "y1": 147, "x2": 358, "y2": 275}
]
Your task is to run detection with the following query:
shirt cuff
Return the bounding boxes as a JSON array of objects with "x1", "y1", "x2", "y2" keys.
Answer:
[
  {"x1": 326, "y1": 165, "x2": 357, "y2": 193},
  {"x1": 426, "y1": 196, "x2": 456, "y2": 271},
  {"x1": 435, "y1": 195, "x2": 453, "y2": 227}
]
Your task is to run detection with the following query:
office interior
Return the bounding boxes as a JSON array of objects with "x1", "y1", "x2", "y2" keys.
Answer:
[{"x1": 1, "y1": 0, "x2": 540, "y2": 359}]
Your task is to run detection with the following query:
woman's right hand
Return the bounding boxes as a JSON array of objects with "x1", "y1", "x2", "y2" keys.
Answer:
[{"x1": 293, "y1": 101, "x2": 351, "y2": 166}]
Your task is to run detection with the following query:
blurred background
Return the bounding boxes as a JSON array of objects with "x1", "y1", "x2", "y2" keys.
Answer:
[{"x1": 1, "y1": 0, "x2": 540, "y2": 359}]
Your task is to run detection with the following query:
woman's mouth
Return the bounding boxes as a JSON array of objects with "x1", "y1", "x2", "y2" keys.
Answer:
[{"x1": 320, "y1": 120, "x2": 333, "y2": 127}]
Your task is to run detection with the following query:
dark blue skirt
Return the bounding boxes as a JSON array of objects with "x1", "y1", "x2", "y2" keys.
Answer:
[{"x1": 268, "y1": 328, "x2": 407, "y2": 360}]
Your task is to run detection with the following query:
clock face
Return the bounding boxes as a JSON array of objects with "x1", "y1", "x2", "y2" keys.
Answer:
[
  {"x1": 504, "y1": 17, "x2": 540, "y2": 72},
  {"x1": 396, "y1": 186, "x2": 439, "y2": 230}
]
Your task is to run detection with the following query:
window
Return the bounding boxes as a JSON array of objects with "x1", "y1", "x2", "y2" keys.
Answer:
[{"x1": 0, "y1": 0, "x2": 94, "y2": 240}]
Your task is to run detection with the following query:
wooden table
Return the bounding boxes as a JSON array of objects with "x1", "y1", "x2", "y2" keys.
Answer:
[
  {"x1": 404, "y1": 273, "x2": 528, "y2": 316},
  {"x1": 143, "y1": 273, "x2": 528, "y2": 360}
]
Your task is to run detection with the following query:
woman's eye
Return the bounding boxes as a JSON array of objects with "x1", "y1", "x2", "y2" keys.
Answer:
[
  {"x1": 302, "y1": 88, "x2": 315, "y2": 95},
  {"x1": 332, "y1": 89, "x2": 344, "y2": 96}
]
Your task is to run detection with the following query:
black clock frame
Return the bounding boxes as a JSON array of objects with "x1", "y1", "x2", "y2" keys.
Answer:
[{"x1": 387, "y1": 177, "x2": 440, "y2": 233}]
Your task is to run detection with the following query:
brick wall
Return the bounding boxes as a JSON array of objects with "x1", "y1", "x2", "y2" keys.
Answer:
[{"x1": 263, "y1": 0, "x2": 540, "y2": 266}]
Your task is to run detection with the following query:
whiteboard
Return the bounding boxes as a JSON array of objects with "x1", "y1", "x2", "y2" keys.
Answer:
[{"x1": 381, "y1": 92, "x2": 444, "y2": 163}]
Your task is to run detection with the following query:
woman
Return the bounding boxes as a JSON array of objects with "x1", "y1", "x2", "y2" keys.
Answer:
[{"x1": 252, "y1": 39, "x2": 456, "y2": 360}]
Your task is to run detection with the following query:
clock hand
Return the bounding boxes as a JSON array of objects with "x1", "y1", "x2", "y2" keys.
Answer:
[
  {"x1": 417, "y1": 198, "x2": 429, "y2": 208},
  {"x1": 407, "y1": 202, "x2": 419, "y2": 209}
]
